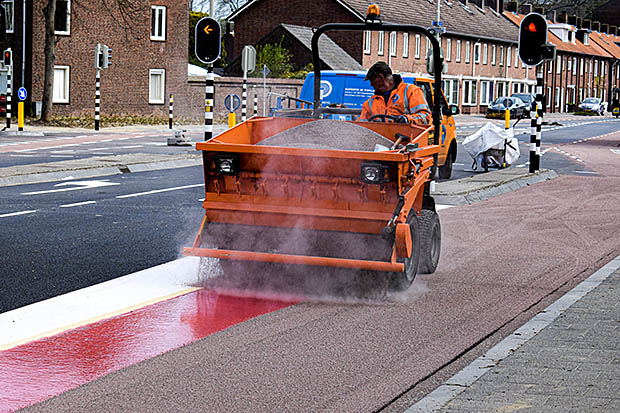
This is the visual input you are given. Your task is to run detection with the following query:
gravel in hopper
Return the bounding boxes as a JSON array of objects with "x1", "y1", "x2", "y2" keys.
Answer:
[{"x1": 257, "y1": 119, "x2": 394, "y2": 151}]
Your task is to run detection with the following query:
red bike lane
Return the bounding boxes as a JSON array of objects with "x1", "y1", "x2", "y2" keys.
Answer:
[{"x1": 4, "y1": 132, "x2": 619, "y2": 412}]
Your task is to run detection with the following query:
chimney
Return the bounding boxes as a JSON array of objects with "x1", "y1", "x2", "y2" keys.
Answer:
[
  {"x1": 576, "y1": 17, "x2": 583, "y2": 29},
  {"x1": 496, "y1": 0, "x2": 504, "y2": 13},
  {"x1": 567, "y1": 15, "x2": 577, "y2": 26},
  {"x1": 602, "y1": 23, "x2": 609, "y2": 34},
  {"x1": 546, "y1": 10, "x2": 556, "y2": 23},
  {"x1": 610, "y1": 25, "x2": 617, "y2": 36},
  {"x1": 533, "y1": 7, "x2": 544, "y2": 15},
  {"x1": 557, "y1": 11, "x2": 568, "y2": 24},
  {"x1": 582, "y1": 19, "x2": 592, "y2": 30},
  {"x1": 592, "y1": 21, "x2": 600, "y2": 32},
  {"x1": 469, "y1": 0, "x2": 482, "y2": 8},
  {"x1": 462, "y1": 0, "x2": 469, "y2": 6},
  {"x1": 505, "y1": 1, "x2": 518, "y2": 13},
  {"x1": 518, "y1": 4, "x2": 532, "y2": 14}
]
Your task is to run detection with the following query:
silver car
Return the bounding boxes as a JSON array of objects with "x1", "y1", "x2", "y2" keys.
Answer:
[{"x1": 578, "y1": 97, "x2": 607, "y2": 115}]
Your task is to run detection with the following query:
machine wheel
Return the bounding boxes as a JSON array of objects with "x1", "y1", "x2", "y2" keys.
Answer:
[
  {"x1": 389, "y1": 213, "x2": 421, "y2": 291},
  {"x1": 438, "y1": 147, "x2": 453, "y2": 179},
  {"x1": 418, "y1": 209, "x2": 441, "y2": 274}
]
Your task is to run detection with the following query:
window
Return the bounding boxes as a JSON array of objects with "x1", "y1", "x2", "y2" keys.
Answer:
[
  {"x1": 496, "y1": 82, "x2": 506, "y2": 97},
  {"x1": 55, "y1": 0, "x2": 71, "y2": 35},
  {"x1": 483, "y1": 43, "x2": 488, "y2": 65},
  {"x1": 499, "y1": 46, "x2": 504, "y2": 66},
  {"x1": 378, "y1": 31, "x2": 384, "y2": 56},
  {"x1": 573, "y1": 57, "x2": 577, "y2": 75},
  {"x1": 602, "y1": 62, "x2": 605, "y2": 76},
  {"x1": 462, "y1": 79, "x2": 477, "y2": 105},
  {"x1": 426, "y1": 37, "x2": 431, "y2": 58},
  {"x1": 403, "y1": 33, "x2": 409, "y2": 58},
  {"x1": 474, "y1": 43, "x2": 480, "y2": 64},
  {"x1": 456, "y1": 40, "x2": 461, "y2": 62},
  {"x1": 53, "y1": 66, "x2": 70, "y2": 104},
  {"x1": 567, "y1": 57, "x2": 572, "y2": 72},
  {"x1": 580, "y1": 58, "x2": 584, "y2": 76},
  {"x1": 149, "y1": 69, "x2": 166, "y2": 104},
  {"x1": 480, "y1": 80, "x2": 492, "y2": 105},
  {"x1": 415, "y1": 34, "x2": 420, "y2": 58},
  {"x1": 491, "y1": 45, "x2": 496, "y2": 65},
  {"x1": 557, "y1": 56, "x2": 561, "y2": 74},
  {"x1": 555, "y1": 87, "x2": 560, "y2": 107},
  {"x1": 442, "y1": 79, "x2": 459, "y2": 105},
  {"x1": 465, "y1": 41, "x2": 470, "y2": 63},
  {"x1": 594, "y1": 60, "x2": 598, "y2": 76},
  {"x1": 363, "y1": 31, "x2": 371, "y2": 54},
  {"x1": 1, "y1": 0, "x2": 14, "y2": 33},
  {"x1": 506, "y1": 46, "x2": 511, "y2": 67},
  {"x1": 445, "y1": 38, "x2": 451, "y2": 62},
  {"x1": 389, "y1": 31, "x2": 397, "y2": 57},
  {"x1": 151, "y1": 5, "x2": 167, "y2": 41},
  {"x1": 514, "y1": 48, "x2": 519, "y2": 67}
]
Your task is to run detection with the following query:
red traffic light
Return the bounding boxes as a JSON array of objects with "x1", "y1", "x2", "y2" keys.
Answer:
[
  {"x1": 3, "y1": 49, "x2": 11, "y2": 66},
  {"x1": 528, "y1": 22, "x2": 537, "y2": 32},
  {"x1": 519, "y1": 13, "x2": 548, "y2": 66}
]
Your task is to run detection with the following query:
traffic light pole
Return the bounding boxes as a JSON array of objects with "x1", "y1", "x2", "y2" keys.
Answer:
[
  {"x1": 95, "y1": 68, "x2": 101, "y2": 131},
  {"x1": 204, "y1": 65, "x2": 214, "y2": 141},
  {"x1": 6, "y1": 64, "x2": 11, "y2": 129},
  {"x1": 529, "y1": 66, "x2": 544, "y2": 173}
]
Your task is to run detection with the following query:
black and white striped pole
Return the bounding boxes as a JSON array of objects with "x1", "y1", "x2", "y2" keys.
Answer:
[
  {"x1": 205, "y1": 66, "x2": 214, "y2": 141},
  {"x1": 253, "y1": 93, "x2": 258, "y2": 117},
  {"x1": 95, "y1": 69, "x2": 101, "y2": 131},
  {"x1": 530, "y1": 68, "x2": 544, "y2": 173},
  {"x1": 241, "y1": 76, "x2": 247, "y2": 122},
  {"x1": 6, "y1": 64, "x2": 11, "y2": 129},
  {"x1": 169, "y1": 94, "x2": 174, "y2": 129}
]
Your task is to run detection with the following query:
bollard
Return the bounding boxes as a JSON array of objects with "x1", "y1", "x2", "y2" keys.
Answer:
[
  {"x1": 505, "y1": 108, "x2": 510, "y2": 130},
  {"x1": 228, "y1": 112, "x2": 236, "y2": 128},
  {"x1": 18, "y1": 101, "x2": 23, "y2": 131},
  {"x1": 253, "y1": 94, "x2": 258, "y2": 117},
  {"x1": 6, "y1": 68, "x2": 11, "y2": 129}
]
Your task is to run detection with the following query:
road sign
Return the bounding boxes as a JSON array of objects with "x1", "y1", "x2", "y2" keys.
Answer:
[
  {"x1": 261, "y1": 65, "x2": 270, "y2": 77},
  {"x1": 18, "y1": 87, "x2": 27, "y2": 101},
  {"x1": 224, "y1": 94, "x2": 241, "y2": 112},
  {"x1": 195, "y1": 17, "x2": 221, "y2": 64},
  {"x1": 242, "y1": 45, "x2": 256, "y2": 74}
]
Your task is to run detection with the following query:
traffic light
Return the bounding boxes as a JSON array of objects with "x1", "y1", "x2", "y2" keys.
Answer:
[
  {"x1": 3, "y1": 48, "x2": 11, "y2": 66},
  {"x1": 102, "y1": 45, "x2": 112, "y2": 69},
  {"x1": 519, "y1": 13, "x2": 554, "y2": 66},
  {"x1": 95, "y1": 43, "x2": 103, "y2": 69},
  {"x1": 195, "y1": 17, "x2": 221, "y2": 64}
]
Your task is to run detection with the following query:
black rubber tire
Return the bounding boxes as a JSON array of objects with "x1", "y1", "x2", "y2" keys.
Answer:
[
  {"x1": 389, "y1": 213, "x2": 421, "y2": 292},
  {"x1": 418, "y1": 209, "x2": 441, "y2": 274},
  {"x1": 438, "y1": 148, "x2": 453, "y2": 179}
]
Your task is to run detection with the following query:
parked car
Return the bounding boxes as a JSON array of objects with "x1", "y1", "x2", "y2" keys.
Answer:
[
  {"x1": 487, "y1": 96, "x2": 527, "y2": 118},
  {"x1": 511, "y1": 93, "x2": 536, "y2": 112},
  {"x1": 578, "y1": 97, "x2": 607, "y2": 115}
]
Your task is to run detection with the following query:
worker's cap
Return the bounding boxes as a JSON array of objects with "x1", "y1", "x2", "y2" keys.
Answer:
[{"x1": 364, "y1": 61, "x2": 392, "y2": 81}]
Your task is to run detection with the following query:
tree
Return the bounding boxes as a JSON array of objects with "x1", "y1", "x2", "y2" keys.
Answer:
[
  {"x1": 524, "y1": 0, "x2": 608, "y2": 18},
  {"x1": 190, "y1": 0, "x2": 250, "y2": 17},
  {"x1": 40, "y1": 0, "x2": 143, "y2": 122}
]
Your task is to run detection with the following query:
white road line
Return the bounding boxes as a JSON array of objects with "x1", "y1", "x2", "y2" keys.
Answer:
[
  {"x1": 0, "y1": 257, "x2": 201, "y2": 350},
  {"x1": 120, "y1": 145, "x2": 143, "y2": 149},
  {"x1": 60, "y1": 201, "x2": 97, "y2": 208},
  {"x1": 88, "y1": 147, "x2": 111, "y2": 151},
  {"x1": 0, "y1": 210, "x2": 37, "y2": 218},
  {"x1": 116, "y1": 183, "x2": 203, "y2": 199}
]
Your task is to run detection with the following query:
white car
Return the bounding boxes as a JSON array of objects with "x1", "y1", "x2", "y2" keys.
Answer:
[{"x1": 578, "y1": 97, "x2": 607, "y2": 115}]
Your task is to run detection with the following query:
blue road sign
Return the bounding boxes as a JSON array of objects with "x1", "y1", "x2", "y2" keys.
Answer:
[
  {"x1": 224, "y1": 94, "x2": 241, "y2": 112},
  {"x1": 18, "y1": 87, "x2": 27, "y2": 101}
]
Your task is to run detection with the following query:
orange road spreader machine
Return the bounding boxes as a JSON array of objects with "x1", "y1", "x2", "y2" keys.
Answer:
[{"x1": 184, "y1": 5, "x2": 443, "y2": 290}]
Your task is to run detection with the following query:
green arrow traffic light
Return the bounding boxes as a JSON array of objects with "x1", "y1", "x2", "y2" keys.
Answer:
[{"x1": 195, "y1": 17, "x2": 221, "y2": 65}]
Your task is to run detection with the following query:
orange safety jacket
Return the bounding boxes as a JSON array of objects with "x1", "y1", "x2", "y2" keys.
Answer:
[{"x1": 360, "y1": 76, "x2": 431, "y2": 125}]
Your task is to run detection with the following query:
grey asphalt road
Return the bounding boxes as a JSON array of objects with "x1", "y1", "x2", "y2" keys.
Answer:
[{"x1": 25, "y1": 130, "x2": 620, "y2": 411}]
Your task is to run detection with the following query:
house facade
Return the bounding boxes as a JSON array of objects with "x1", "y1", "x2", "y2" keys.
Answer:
[{"x1": 0, "y1": 0, "x2": 191, "y2": 119}]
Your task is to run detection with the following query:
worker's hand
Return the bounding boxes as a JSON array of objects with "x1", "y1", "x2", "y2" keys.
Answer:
[{"x1": 394, "y1": 115, "x2": 409, "y2": 124}]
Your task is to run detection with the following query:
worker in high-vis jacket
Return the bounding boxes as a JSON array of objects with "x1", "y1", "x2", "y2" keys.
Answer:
[{"x1": 360, "y1": 61, "x2": 431, "y2": 125}]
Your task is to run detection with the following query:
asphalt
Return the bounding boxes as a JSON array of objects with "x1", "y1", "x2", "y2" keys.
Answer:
[{"x1": 5, "y1": 114, "x2": 619, "y2": 411}]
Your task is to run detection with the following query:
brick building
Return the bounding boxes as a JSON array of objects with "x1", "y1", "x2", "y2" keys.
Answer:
[
  {"x1": 504, "y1": 11, "x2": 617, "y2": 113},
  {"x1": 0, "y1": 0, "x2": 191, "y2": 119},
  {"x1": 225, "y1": 0, "x2": 365, "y2": 72}
]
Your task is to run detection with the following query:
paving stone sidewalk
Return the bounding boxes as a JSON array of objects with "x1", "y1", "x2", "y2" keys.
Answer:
[{"x1": 431, "y1": 263, "x2": 620, "y2": 412}]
